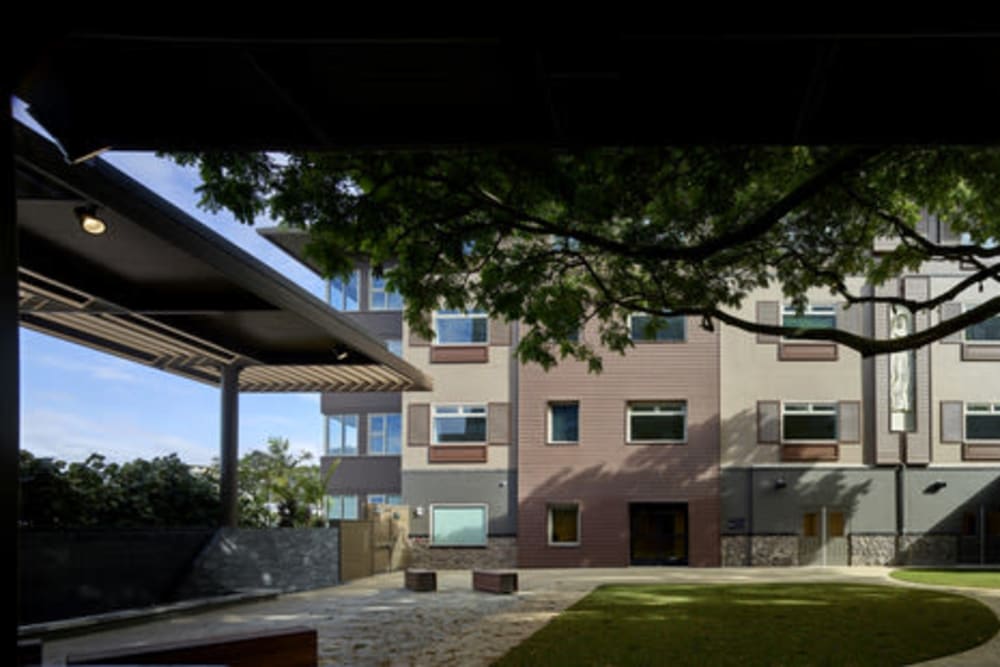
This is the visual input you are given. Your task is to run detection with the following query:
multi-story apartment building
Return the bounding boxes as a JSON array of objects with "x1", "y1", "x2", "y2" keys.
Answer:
[
  {"x1": 721, "y1": 220, "x2": 1000, "y2": 567},
  {"x1": 264, "y1": 222, "x2": 1000, "y2": 569},
  {"x1": 518, "y1": 314, "x2": 720, "y2": 567}
]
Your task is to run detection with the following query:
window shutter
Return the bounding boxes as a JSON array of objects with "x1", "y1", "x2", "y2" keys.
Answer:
[
  {"x1": 489, "y1": 319, "x2": 512, "y2": 346},
  {"x1": 757, "y1": 401, "x2": 780, "y2": 444},
  {"x1": 838, "y1": 401, "x2": 861, "y2": 443},
  {"x1": 408, "y1": 321, "x2": 431, "y2": 347},
  {"x1": 487, "y1": 402, "x2": 511, "y2": 445},
  {"x1": 756, "y1": 302, "x2": 780, "y2": 344},
  {"x1": 408, "y1": 403, "x2": 430, "y2": 446},
  {"x1": 940, "y1": 303, "x2": 963, "y2": 344},
  {"x1": 940, "y1": 401, "x2": 964, "y2": 443},
  {"x1": 838, "y1": 303, "x2": 864, "y2": 337}
]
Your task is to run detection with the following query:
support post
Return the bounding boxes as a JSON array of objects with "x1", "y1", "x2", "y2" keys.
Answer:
[
  {"x1": 3, "y1": 79, "x2": 22, "y2": 658},
  {"x1": 220, "y1": 363, "x2": 241, "y2": 528}
]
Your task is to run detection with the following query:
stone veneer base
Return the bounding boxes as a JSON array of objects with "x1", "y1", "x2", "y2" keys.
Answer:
[
  {"x1": 723, "y1": 533, "x2": 963, "y2": 567},
  {"x1": 407, "y1": 537, "x2": 516, "y2": 570}
]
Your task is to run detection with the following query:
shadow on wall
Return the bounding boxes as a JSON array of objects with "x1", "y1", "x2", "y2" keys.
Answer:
[
  {"x1": 518, "y1": 418, "x2": 720, "y2": 568},
  {"x1": 900, "y1": 472, "x2": 1000, "y2": 566}
]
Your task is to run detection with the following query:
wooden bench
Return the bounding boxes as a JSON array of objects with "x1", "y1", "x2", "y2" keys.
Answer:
[
  {"x1": 405, "y1": 568, "x2": 437, "y2": 592},
  {"x1": 66, "y1": 625, "x2": 317, "y2": 667},
  {"x1": 472, "y1": 569, "x2": 518, "y2": 594}
]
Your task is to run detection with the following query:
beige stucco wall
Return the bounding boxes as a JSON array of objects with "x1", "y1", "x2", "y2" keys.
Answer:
[
  {"x1": 929, "y1": 275, "x2": 1000, "y2": 464},
  {"x1": 720, "y1": 284, "x2": 865, "y2": 467},
  {"x1": 401, "y1": 320, "x2": 513, "y2": 471}
]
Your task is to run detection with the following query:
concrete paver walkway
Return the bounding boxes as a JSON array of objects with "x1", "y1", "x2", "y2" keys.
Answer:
[{"x1": 41, "y1": 567, "x2": 1000, "y2": 666}]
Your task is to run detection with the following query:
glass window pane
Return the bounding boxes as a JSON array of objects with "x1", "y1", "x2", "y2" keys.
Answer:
[
  {"x1": 782, "y1": 312, "x2": 836, "y2": 329},
  {"x1": 432, "y1": 506, "x2": 487, "y2": 545},
  {"x1": 434, "y1": 416, "x2": 487, "y2": 443},
  {"x1": 386, "y1": 414, "x2": 402, "y2": 454},
  {"x1": 326, "y1": 496, "x2": 342, "y2": 520},
  {"x1": 387, "y1": 494, "x2": 403, "y2": 505},
  {"x1": 371, "y1": 291, "x2": 386, "y2": 309},
  {"x1": 386, "y1": 339, "x2": 403, "y2": 357},
  {"x1": 387, "y1": 291, "x2": 403, "y2": 310},
  {"x1": 370, "y1": 434, "x2": 384, "y2": 454},
  {"x1": 368, "y1": 494, "x2": 385, "y2": 504},
  {"x1": 967, "y1": 316, "x2": 1000, "y2": 341},
  {"x1": 343, "y1": 496, "x2": 359, "y2": 520},
  {"x1": 550, "y1": 404, "x2": 580, "y2": 442},
  {"x1": 784, "y1": 414, "x2": 838, "y2": 440},
  {"x1": 967, "y1": 415, "x2": 1000, "y2": 440},
  {"x1": 631, "y1": 315, "x2": 685, "y2": 341},
  {"x1": 329, "y1": 414, "x2": 359, "y2": 455},
  {"x1": 550, "y1": 506, "x2": 579, "y2": 543},
  {"x1": 631, "y1": 415, "x2": 685, "y2": 440}
]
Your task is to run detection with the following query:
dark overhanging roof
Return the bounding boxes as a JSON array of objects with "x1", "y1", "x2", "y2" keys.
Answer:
[
  {"x1": 14, "y1": 122, "x2": 432, "y2": 392},
  {"x1": 15, "y1": 28, "x2": 1000, "y2": 161}
]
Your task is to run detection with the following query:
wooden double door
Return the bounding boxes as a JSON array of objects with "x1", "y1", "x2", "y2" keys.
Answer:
[{"x1": 800, "y1": 507, "x2": 848, "y2": 566}]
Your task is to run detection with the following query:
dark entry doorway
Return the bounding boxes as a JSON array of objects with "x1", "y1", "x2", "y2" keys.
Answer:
[{"x1": 629, "y1": 503, "x2": 688, "y2": 565}]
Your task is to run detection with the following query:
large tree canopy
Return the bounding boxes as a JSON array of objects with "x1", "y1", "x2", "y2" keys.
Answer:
[{"x1": 172, "y1": 147, "x2": 1000, "y2": 367}]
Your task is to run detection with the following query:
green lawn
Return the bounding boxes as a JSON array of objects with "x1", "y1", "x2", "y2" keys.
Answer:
[
  {"x1": 494, "y1": 583, "x2": 999, "y2": 667},
  {"x1": 891, "y1": 568, "x2": 1000, "y2": 589}
]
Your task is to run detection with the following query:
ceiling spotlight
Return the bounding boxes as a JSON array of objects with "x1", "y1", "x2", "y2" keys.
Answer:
[
  {"x1": 74, "y1": 205, "x2": 107, "y2": 235},
  {"x1": 336, "y1": 350, "x2": 349, "y2": 361}
]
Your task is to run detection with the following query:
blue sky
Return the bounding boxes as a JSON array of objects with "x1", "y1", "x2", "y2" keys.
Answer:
[{"x1": 15, "y1": 99, "x2": 329, "y2": 465}]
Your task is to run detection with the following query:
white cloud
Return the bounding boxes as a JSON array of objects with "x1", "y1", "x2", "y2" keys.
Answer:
[
  {"x1": 21, "y1": 408, "x2": 217, "y2": 465},
  {"x1": 33, "y1": 353, "x2": 141, "y2": 384}
]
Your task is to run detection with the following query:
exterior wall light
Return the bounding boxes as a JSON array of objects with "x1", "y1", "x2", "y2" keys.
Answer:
[
  {"x1": 74, "y1": 204, "x2": 107, "y2": 235},
  {"x1": 773, "y1": 477, "x2": 787, "y2": 490}
]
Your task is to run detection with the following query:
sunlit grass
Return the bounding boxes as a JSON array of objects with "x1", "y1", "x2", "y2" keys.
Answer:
[
  {"x1": 891, "y1": 568, "x2": 1000, "y2": 589},
  {"x1": 494, "y1": 583, "x2": 998, "y2": 667}
]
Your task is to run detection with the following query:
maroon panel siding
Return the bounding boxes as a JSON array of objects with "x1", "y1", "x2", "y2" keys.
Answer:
[
  {"x1": 430, "y1": 345, "x2": 489, "y2": 363},
  {"x1": 778, "y1": 343, "x2": 838, "y2": 361},
  {"x1": 428, "y1": 446, "x2": 488, "y2": 463},
  {"x1": 781, "y1": 444, "x2": 839, "y2": 462},
  {"x1": 517, "y1": 317, "x2": 720, "y2": 568}
]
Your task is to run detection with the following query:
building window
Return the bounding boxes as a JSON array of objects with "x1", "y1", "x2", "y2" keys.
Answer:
[
  {"x1": 385, "y1": 339, "x2": 403, "y2": 357},
  {"x1": 370, "y1": 270, "x2": 403, "y2": 310},
  {"x1": 782, "y1": 304, "x2": 836, "y2": 329},
  {"x1": 782, "y1": 402, "x2": 838, "y2": 441},
  {"x1": 432, "y1": 405, "x2": 487, "y2": 444},
  {"x1": 368, "y1": 413, "x2": 402, "y2": 455},
  {"x1": 430, "y1": 504, "x2": 488, "y2": 546},
  {"x1": 367, "y1": 493, "x2": 403, "y2": 505},
  {"x1": 327, "y1": 495, "x2": 359, "y2": 520},
  {"x1": 966, "y1": 403, "x2": 1000, "y2": 440},
  {"x1": 329, "y1": 271, "x2": 360, "y2": 311},
  {"x1": 548, "y1": 402, "x2": 580, "y2": 444},
  {"x1": 548, "y1": 504, "x2": 580, "y2": 546},
  {"x1": 433, "y1": 309, "x2": 489, "y2": 345},
  {"x1": 627, "y1": 402, "x2": 687, "y2": 442},
  {"x1": 328, "y1": 414, "x2": 359, "y2": 456},
  {"x1": 629, "y1": 314, "x2": 685, "y2": 341},
  {"x1": 966, "y1": 314, "x2": 1000, "y2": 342}
]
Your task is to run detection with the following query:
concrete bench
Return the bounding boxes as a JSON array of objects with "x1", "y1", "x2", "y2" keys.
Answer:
[
  {"x1": 405, "y1": 568, "x2": 438, "y2": 592},
  {"x1": 472, "y1": 569, "x2": 518, "y2": 594},
  {"x1": 66, "y1": 625, "x2": 317, "y2": 667}
]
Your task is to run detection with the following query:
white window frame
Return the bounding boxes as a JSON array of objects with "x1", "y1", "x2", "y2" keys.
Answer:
[
  {"x1": 627, "y1": 313, "x2": 686, "y2": 342},
  {"x1": 327, "y1": 414, "x2": 359, "y2": 456},
  {"x1": 781, "y1": 402, "x2": 839, "y2": 443},
  {"x1": 626, "y1": 401, "x2": 687, "y2": 443},
  {"x1": 547, "y1": 503, "x2": 581, "y2": 547},
  {"x1": 781, "y1": 304, "x2": 837, "y2": 342},
  {"x1": 429, "y1": 503, "x2": 489, "y2": 547},
  {"x1": 432, "y1": 404, "x2": 488, "y2": 445},
  {"x1": 369, "y1": 269, "x2": 403, "y2": 311},
  {"x1": 328, "y1": 270, "x2": 361, "y2": 311},
  {"x1": 963, "y1": 305, "x2": 1000, "y2": 343},
  {"x1": 965, "y1": 402, "x2": 1000, "y2": 442},
  {"x1": 367, "y1": 413, "x2": 402, "y2": 455},
  {"x1": 547, "y1": 401, "x2": 580, "y2": 444},
  {"x1": 326, "y1": 494, "x2": 360, "y2": 520},
  {"x1": 432, "y1": 309, "x2": 489, "y2": 346}
]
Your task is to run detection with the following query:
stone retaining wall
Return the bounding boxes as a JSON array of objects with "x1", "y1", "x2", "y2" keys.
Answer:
[
  {"x1": 896, "y1": 534, "x2": 958, "y2": 566},
  {"x1": 407, "y1": 537, "x2": 516, "y2": 569},
  {"x1": 177, "y1": 527, "x2": 340, "y2": 597},
  {"x1": 849, "y1": 534, "x2": 897, "y2": 565}
]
